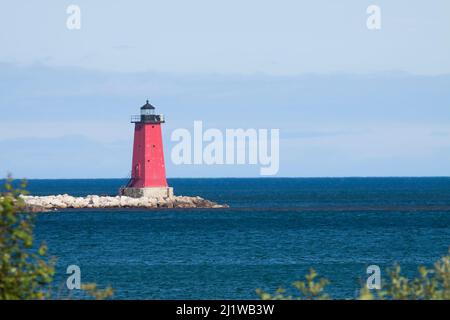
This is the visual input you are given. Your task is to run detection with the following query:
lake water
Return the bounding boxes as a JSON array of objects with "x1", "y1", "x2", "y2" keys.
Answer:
[{"x1": 29, "y1": 178, "x2": 450, "y2": 299}]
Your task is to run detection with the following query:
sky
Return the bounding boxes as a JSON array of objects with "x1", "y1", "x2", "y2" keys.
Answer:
[{"x1": 0, "y1": 1, "x2": 449, "y2": 178}]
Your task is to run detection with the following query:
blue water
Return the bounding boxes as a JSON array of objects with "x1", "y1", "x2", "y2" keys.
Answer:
[{"x1": 29, "y1": 178, "x2": 450, "y2": 299}]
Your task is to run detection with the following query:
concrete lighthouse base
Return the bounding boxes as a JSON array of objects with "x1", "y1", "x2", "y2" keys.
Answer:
[{"x1": 119, "y1": 187, "x2": 174, "y2": 198}]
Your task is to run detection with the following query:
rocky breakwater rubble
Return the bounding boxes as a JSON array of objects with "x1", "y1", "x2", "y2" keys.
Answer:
[{"x1": 21, "y1": 194, "x2": 229, "y2": 212}]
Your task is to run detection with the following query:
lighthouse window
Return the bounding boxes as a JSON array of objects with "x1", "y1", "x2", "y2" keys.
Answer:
[{"x1": 141, "y1": 109, "x2": 154, "y2": 116}]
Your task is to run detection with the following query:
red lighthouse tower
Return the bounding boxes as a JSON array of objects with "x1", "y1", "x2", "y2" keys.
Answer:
[{"x1": 120, "y1": 100, "x2": 173, "y2": 198}]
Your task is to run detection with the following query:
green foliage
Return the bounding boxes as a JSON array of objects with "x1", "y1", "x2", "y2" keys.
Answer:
[
  {"x1": 0, "y1": 177, "x2": 55, "y2": 299},
  {"x1": 256, "y1": 268, "x2": 330, "y2": 300},
  {"x1": 81, "y1": 283, "x2": 114, "y2": 300},
  {"x1": 0, "y1": 177, "x2": 114, "y2": 300},
  {"x1": 257, "y1": 251, "x2": 450, "y2": 300},
  {"x1": 360, "y1": 252, "x2": 450, "y2": 300}
]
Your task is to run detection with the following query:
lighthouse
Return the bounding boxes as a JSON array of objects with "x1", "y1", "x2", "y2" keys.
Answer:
[{"x1": 120, "y1": 100, "x2": 173, "y2": 198}]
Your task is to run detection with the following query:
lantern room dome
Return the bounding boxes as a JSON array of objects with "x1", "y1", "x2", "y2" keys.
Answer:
[{"x1": 141, "y1": 100, "x2": 155, "y2": 110}]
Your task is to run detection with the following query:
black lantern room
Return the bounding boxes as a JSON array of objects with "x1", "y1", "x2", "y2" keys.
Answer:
[{"x1": 131, "y1": 100, "x2": 165, "y2": 123}]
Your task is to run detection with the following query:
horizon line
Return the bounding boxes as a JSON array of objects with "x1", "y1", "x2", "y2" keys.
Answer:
[{"x1": 4, "y1": 176, "x2": 450, "y2": 181}]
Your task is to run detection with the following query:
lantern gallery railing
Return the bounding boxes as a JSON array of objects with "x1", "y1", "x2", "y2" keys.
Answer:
[{"x1": 131, "y1": 114, "x2": 165, "y2": 123}]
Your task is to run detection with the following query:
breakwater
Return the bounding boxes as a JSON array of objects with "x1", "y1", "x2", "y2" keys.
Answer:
[{"x1": 22, "y1": 194, "x2": 228, "y2": 212}]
